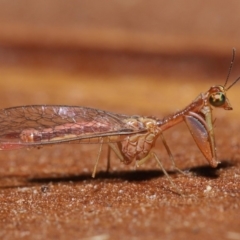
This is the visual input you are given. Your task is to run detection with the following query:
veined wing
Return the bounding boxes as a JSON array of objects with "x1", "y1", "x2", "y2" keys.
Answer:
[{"x1": 0, "y1": 105, "x2": 147, "y2": 150}]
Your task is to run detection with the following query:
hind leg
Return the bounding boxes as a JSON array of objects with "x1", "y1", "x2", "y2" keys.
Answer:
[{"x1": 137, "y1": 151, "x2": 182, "y2": 195}]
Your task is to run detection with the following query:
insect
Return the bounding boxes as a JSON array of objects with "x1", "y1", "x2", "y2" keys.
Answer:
[{"x1": 0, "y1": 49, "x2": 239, "y2": 192}]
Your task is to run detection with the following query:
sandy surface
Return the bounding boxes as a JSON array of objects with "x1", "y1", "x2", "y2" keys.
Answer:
[
  {"x1": 0, "y1": 65, "x2": 240, "y2": 240},
  {"x1": 0, "y1": 1, "x2": 240, "y2": 239}
]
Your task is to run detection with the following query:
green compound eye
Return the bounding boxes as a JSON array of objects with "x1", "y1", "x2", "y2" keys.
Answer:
[{"x1": 209, "y1": 92, "x2": 226, "y2": 107}]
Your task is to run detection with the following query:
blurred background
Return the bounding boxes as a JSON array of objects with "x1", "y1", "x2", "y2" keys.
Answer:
[{"x1": 0, "y1": 0, "x2": 240, "y2": 116}]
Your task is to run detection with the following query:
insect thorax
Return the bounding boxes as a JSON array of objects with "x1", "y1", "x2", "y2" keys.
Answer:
[{"x1": 118, "y1": 117, "x2": 160, "y2": 164}]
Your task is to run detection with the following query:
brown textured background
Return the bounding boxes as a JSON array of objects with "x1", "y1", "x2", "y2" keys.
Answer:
[{"x1": 1, "y1": 1, "x2": 240, "y2": 240}]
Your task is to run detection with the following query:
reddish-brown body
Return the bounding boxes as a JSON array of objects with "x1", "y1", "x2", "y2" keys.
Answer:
[
  {"x1": 0, "y1": 84, "x2": 234, "y2": 170},
  {"x1": 0, "y1": 49, "x2": 239, "y2": 192}
]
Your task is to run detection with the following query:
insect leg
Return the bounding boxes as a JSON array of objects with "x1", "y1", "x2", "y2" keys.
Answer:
[
  {"x1": 137, "y1": 152, "x2": 181, "y2": 195},
  {"x1": 108, "y1": 143, "x2": 124, "y2": 162},
  {"x1": 106, "y1": 145, "x2": 111, "y2": 173},
  {"x1": 92, "y1": 141, "x2": 126, "y2": 177},
  {"x1": 160, "y1": 132, "x2": 187, "y2": 175},
  {"x1": 184, "y1": 112, "x2": 218, "y2": 167},
  {"x1": 92, "y1": 138, "x2": 104, "y2": 178}
]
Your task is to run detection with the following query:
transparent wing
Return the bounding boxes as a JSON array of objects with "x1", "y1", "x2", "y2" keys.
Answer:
[{"x1": 0, "y1": 105, "x2": 146, "y2": 150}]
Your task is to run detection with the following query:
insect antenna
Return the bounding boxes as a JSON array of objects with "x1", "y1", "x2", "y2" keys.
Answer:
[
  {"x1": 226, "y1": 76, "x2": 240, "y2": 91},
  {"x1": 224, "y1": 48, "x2": 236, "y2": 89},
  {"x1": 223, "y1": 48, "x2": 240, "y2": 91}
]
